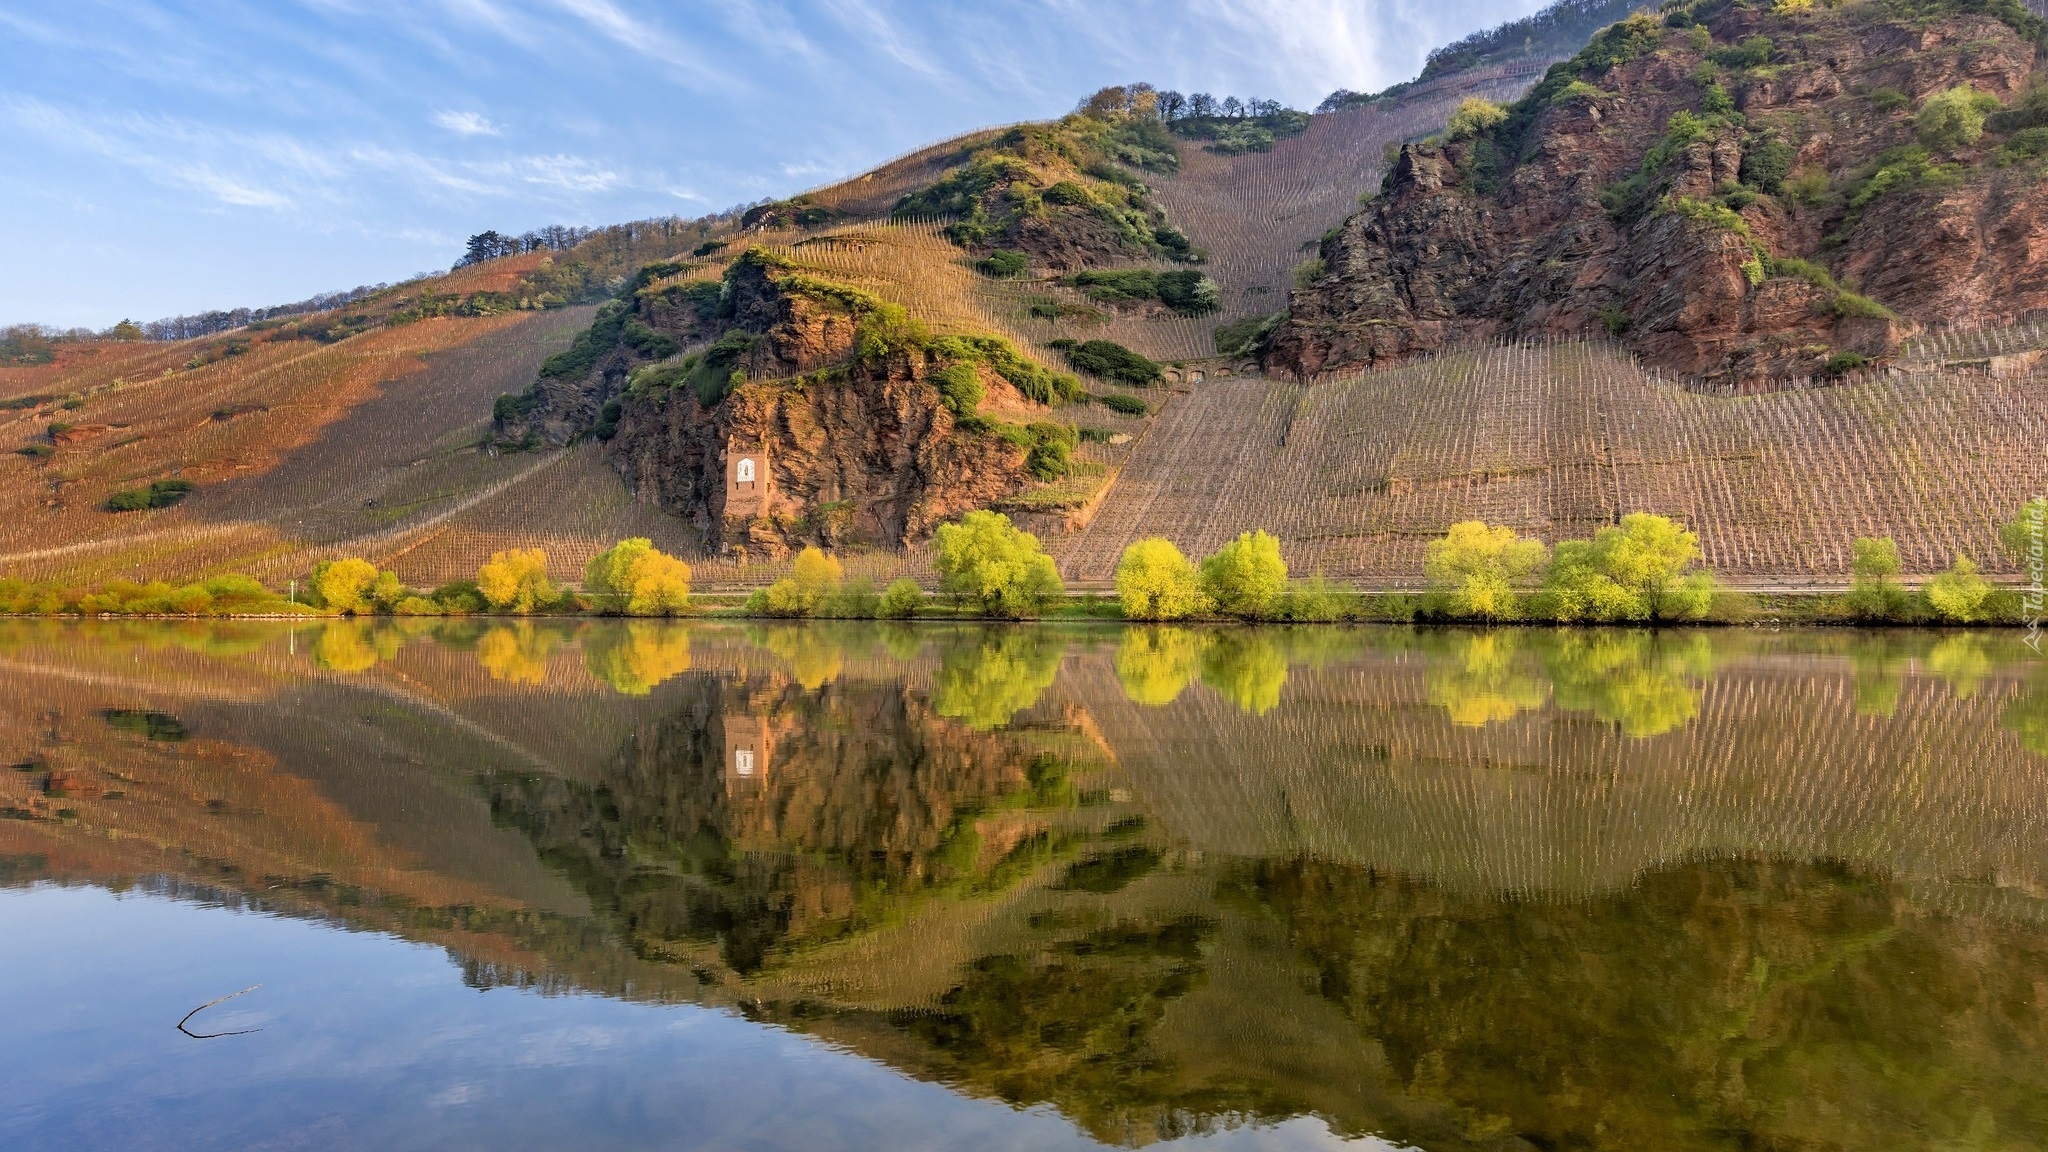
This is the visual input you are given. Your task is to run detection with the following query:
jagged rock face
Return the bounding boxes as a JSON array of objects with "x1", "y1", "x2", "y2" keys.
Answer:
[
  {"x1": 1269, "y1": 6, "x2": 2046, "y2": 388},
  {"x1": 608, "y1": 351, "x2": 1033, "y2": 557},
  {"x1": 509, "y1": 253, "x2": 1038, "y2": 557}
]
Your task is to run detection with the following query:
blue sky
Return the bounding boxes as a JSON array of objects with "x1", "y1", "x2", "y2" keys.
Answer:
[{"x1": 1, "y1": 0, "x2": 1545, "y2": 329}]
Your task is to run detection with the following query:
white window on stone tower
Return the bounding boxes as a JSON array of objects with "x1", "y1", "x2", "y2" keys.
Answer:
[
  {"x1": 734, "y1": 748, "x2": 755, "y2": 777},
  {"x1": 736, "y1": 458, "x2": 755, "y2": 484}
]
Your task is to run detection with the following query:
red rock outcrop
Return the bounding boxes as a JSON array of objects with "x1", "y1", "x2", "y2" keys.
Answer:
[
  {"x1": 501, "y1": 249, "x2": 1043, "y2": 556},
  {"x1": 1268, "y1": 2, "x2": 2048, "y2": 388}
]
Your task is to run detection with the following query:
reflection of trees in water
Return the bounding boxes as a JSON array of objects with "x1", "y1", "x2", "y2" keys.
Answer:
[
  {"x1": 1423, "y1": 631, "x2": 1548, "y2": 727},
  {"x1": 1198, "y1": 631, "x2": 1288, "y2": 715},
  {"x1": 312, "y1": 620, "x2": 398, "y2": 672},
  {"x1": 933, "y1": 628, "x2": 1065, "y2": 729},
  {"x1": 1115, "y1": 627, "x2": 1205, "y2": 706},
  {"x1": 1926, "y1": 633, "x2": 1991, "y2": 699},
  {"x1": 582, "y1": 623, "x2": 691, "y2": 696},
  {"x1": 1540, "y1": 630, "x2": 1713, "y2": 737},
  {"x1": 1848, "y1": 633, "x2": 1914, "y2": 716},
  {"x1": 1235, "y1": 854, "x2": 2048, "y2": 1151},
  {"x1": 487, "y1": 670, "x2": 1062, "y2": 972},
  {"x1": 476, "y1": 622, "x2": 563, "y2": 685},
  {"x1": 749, "y1": 622, "x2": 845, "y2": 690},
  {"x1": 1113, "y1": 627, "x2": 1295, "y2": 714},
  {"x1": 2006, "y1": 668, "x2": 2048, "y2": 755}
]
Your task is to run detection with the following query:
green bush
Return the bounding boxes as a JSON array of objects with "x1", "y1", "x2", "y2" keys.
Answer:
[
  {"x1": 1155, "y1": 270, "x2": 1218, "y2": 313},
  {"x1": 1068, "y1": 269, "x2": 1158, "y2": 303},
  {"x1": 1050, "y1": 338, "x2": 1162, "y2": 386},
  {"x1": 1536, "y1": 513, "x2": 1716, "y2": 623},
  {"x1": 1042, "y1": 180, "x2": 1094, "y2": 206},
  {"x1": 933, "y1": 362, "x2": 985, "y2": 416},
  {"x1": 1821, "y1": 352, "x2": 1871, "y2": 377},
  {"x1": 1709, "y1": 35, "x2": 1772, "y2": 69},
  {"x1": 1927, "y1": 555, "x2": 1993, "y2": 622},
  {"x1": 538, "y1": 300, "x2": 628, "y2": 381},
  {"x1": 1424, "y1": 521, "x2": 1549, "y2": 621},
  {"x1": 1999, "y1": 497, "x2": 2047, "y2": 563},
  {"x1": 1063, "y1": 269, "x2": 1218, "y2": 315},
  {"x1": 1199, "y1": 530, "x2": 1288, "y2": 619},
  {"x1": 1998, "y1": 125, "x2": 2048, "y2": 162},
  {"x1": 1846, "y1": 536, "x2": 1914, "y2": 621},
  {"x1": 1098, "y1": 392, "x2": 1147, "y2": 416},
  {"x1": 1116, "y1": 537, "x2": 1207, "y2": 620},
  {"x1": 1277, "y1": 577, "x2": 1346, "y2": 623},
  {"x1": 621, "y1": 319, "x2": 679, "y2": 359},
  {"x1": 1739, "y1": 133, "x2": 1795, "y2": 193},
  {"x1": 1917, "y1": 84, "x2": 2002, "y2": 151},
  {"x1": 1445, "y1": 97, "x2": 1509, "y2": 140},
  {"x1": 106, "y1": 479, "x2": 196, "y2": 512},
  {"x1": 822, "y1": 577, "x2": 881, "y2": 619},
  {"x1": 879, "y1": 578, "x2": 924, "y2": 619},
  {"x1": 976, "y1": 249, "x2": 1029, "y2": 278},
  {"x1": 311, "y1": 557, "x2": 405, "y2": 614},
  {"x1": 933, "y1": 334, "x2": 1086, "y2": 405},
  {"x1": 432, "y1": 580, "x2": 487, "y2": 614},
  {"x1": 1214, "y1": 312, "x2": 1286, "y2": 358},
  {"x1": 755, "y1": 547, "x2": 843, "y2": 617},
  {"x1": 934, "y1": 510, "x2": 1063, "y2": 618},
  {"x1": 585, "y1": 537, "x2": 692, "y2": 616},
  {"x1": 1005, "y1": 421, "x2": 1076, "y2": 480}
]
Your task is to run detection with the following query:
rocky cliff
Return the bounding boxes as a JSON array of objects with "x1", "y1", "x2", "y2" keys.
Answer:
[
  {"x1": 497, "y1": 249, "x2": 1079, "y2": 556},
  {"x1": 1269, "y1": 0, "x2": 2048, "y2": 388}
]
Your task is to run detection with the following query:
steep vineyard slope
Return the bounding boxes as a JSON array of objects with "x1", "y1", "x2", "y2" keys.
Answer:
[
  {"x1": 1152, "y1": 60, "x2": 1560, "y2": 324},
  {"x1": 0, "y1": 216, "x2": 751, "y2": 584},
  {"x1": 1271, "y1": 0, "x2": 2048, "y2": 387},
  {"x1": 1059, "y1": 339, "x2": 2048, "y2": 581}
]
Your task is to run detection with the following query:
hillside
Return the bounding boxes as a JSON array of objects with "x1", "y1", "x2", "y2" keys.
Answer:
[
  {"x1": 1270, "y1": 0, "x2": 2048, "y2": 386},
  {"x1": 5, "y1": 0, "x2": 2045, "y2": 589}
]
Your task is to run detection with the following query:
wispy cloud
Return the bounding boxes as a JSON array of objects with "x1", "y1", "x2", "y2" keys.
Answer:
[
  {"x1": 817, "y1": 0, "x2": 954, "y2": 84},
  {"x1": 550, "y1": 0, "x2": 728, "y2": 81},
  {"x1": 483, "y1": 153, "x2": 622, "y2": 193},
  {"x1": 0, "y1": 95, "x2": 302, "y2": 209},
  {"x1": 433, "y1": 109, "x2": 501, "y2": 136}
]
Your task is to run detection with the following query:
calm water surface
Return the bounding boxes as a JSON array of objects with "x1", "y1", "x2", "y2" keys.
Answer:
[{"x1": 2, "y1": 619, "x2": 2046, "y2": 1151}]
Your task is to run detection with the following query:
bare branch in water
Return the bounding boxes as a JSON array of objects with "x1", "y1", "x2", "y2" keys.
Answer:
[{"x1": 177, "y1": 984, "x2": 263, "y2": 1039}]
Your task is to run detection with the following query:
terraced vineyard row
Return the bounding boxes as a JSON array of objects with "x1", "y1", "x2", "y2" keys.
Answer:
[{"x1": 1058, "y1": 340, "x2": 2048, "y2": 580}]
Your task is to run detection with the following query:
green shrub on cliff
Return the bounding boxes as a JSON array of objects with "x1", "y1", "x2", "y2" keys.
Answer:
[
  {"x1": 1049, "y1": 338, "x2": 1162, "y2": 386},
  {"x1": 1917, "y1": 83, "x2": 2003, "y2": 151}
]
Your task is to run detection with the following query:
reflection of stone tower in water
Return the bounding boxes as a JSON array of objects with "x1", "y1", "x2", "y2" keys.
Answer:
[
  {"x1": 722, "y1": 713, "x2": 774, "y2": 796},
  {"x1": 724, "y1": 439, "x2": 770, "y2": 522}
]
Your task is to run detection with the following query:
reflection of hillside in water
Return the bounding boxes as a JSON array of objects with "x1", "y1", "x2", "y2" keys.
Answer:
[
  {"x1": 1083, "y1": 627, "x2": 2048, "y2": 906},
  {"x1": 3, "y1": 620, "x2": 2048, "y2": 1149}
]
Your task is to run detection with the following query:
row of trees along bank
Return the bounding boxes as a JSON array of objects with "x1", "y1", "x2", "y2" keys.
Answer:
[{"x1": 2, "y1": 500, "x2": 2042, "y2": 623}]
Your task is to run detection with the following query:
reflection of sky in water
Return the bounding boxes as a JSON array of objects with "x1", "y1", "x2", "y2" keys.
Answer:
[{"x1": 0, "y1": 886, "x2": 1402, "y2": 1152}]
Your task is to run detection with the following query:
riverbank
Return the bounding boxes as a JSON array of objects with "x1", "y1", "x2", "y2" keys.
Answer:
[{"x1": 0, "y1": 585, "x2": 2039, "y2": 628}]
